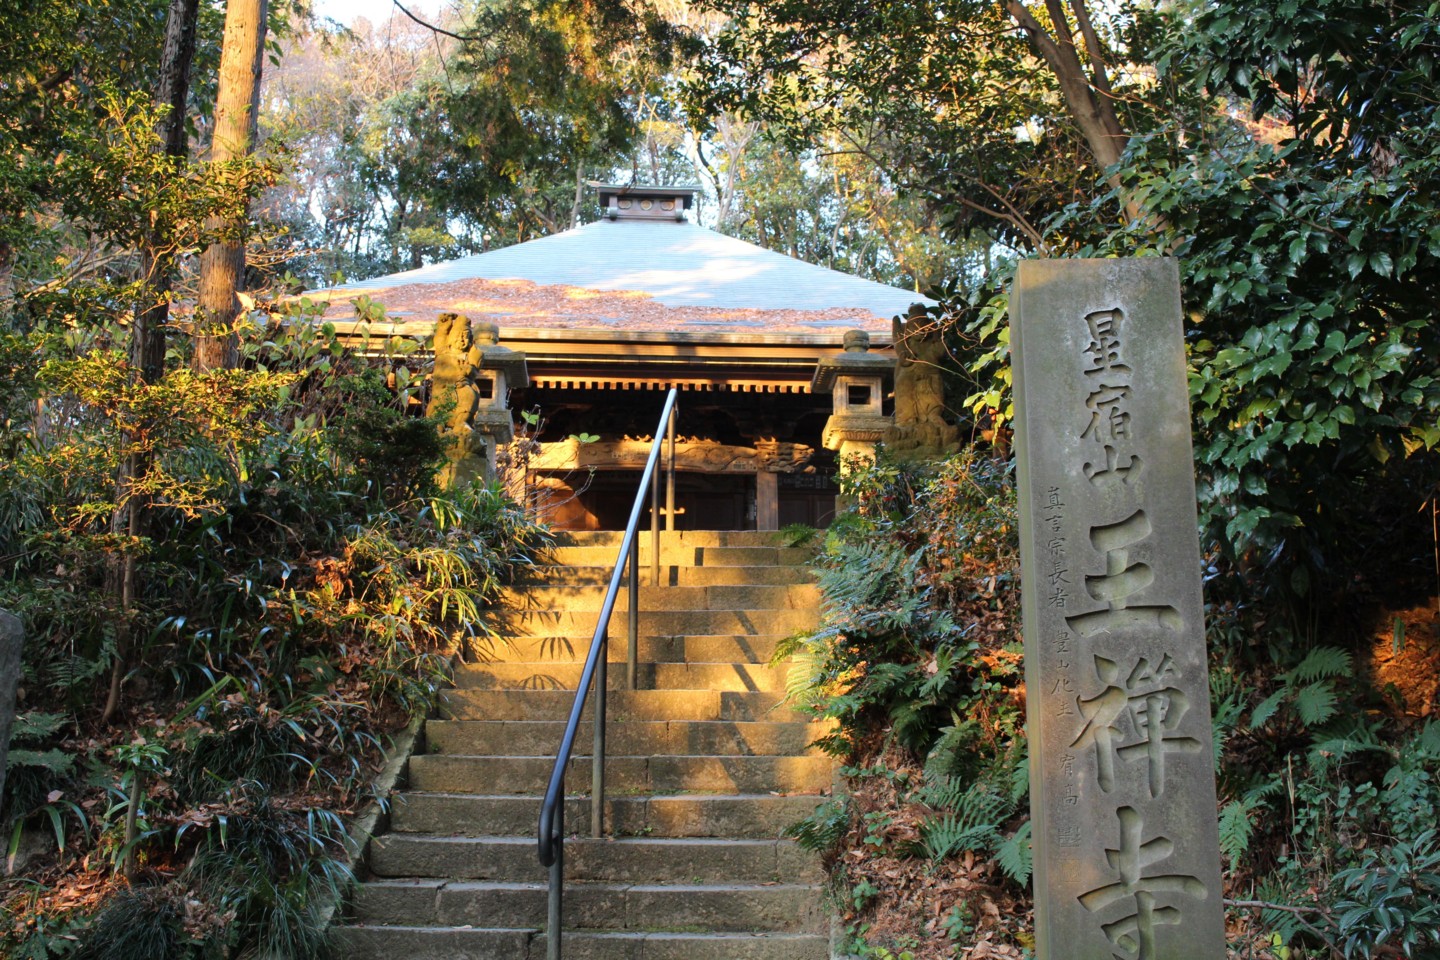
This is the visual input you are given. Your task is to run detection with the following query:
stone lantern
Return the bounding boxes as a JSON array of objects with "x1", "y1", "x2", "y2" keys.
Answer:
[
  {"x1": 812, "y1": 329, "x2": 895, "y2": 472},
  {"x1": 470, "y1": 321, "x2": 529, "y2": 482}
]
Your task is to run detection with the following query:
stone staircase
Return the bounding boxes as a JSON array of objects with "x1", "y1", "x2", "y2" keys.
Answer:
[{"x1": 338, "y1": 530, "x2": 835, "y2": 959}]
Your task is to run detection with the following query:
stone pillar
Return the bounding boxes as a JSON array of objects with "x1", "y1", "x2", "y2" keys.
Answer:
[
  {"x1": 0, "y1": 609, "x2": 23, "y2": 807},
  {"x1": 813, "y1": 329, "x2": 896, "y2": 474},
  {"x1": 1011, "y1": 259, "x2": 1225, "y2": 960},
  {"x1": 467, "y1": 321, "x2": 528, "y2": 486}
]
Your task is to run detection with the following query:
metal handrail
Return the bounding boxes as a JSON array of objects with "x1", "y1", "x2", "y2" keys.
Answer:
[{"x1": 536, "y1": 388, "x2": 678, "y2": 960}]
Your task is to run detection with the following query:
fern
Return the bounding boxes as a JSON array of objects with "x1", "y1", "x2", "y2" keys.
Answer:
[
  {"x1": 995, "y1": 821, "x2": 1032, "y2": 885},
  {"x1": 1420, "y1": 720, "x2": 1440, "y2": 756},
  {"x1": 10, "y1": 712, "x2": 68, "y2": 743},
  {"x1": 1007, "y1": 754, "x2": 1029, "y2": 803},
  {"x1": 911, "y1": 781, "x2": 1013, "y2": 863},
  {"x1": 1295, "y1": 681, "x2": 1339, "y2": 727},
  {"x1": 1249, "y1": 688, "x2": 1287, "y2": 730},
  {"x1": 913, "y1": 773, "x2": 966, "y2": 812},
  {"x1": 778, "y1": 523, "x2": 818, "y2": 548},
  {"x1": 785, "y1": 797, "x2": 851, "y2": 856},
  {"x1": 4, "y1": 749, "x2": 75, "y2": 776},
  {"x1": 1218, "y1": 795, "x2": 1264, "y2": 863},
  {"x1": 916, "y1": 812, "x2": 1000, "y2": 863},
  {"x1": 1292, "y1": 646, "x2": 1351, "y2": 683}
]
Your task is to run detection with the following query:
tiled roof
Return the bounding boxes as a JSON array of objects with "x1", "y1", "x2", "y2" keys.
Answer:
[{"x1": 309, "y1": 218, "x2": 928, "y2": 335}]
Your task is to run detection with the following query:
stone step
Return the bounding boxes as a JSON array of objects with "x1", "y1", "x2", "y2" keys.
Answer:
[
  {"x1": 425, "y1": 719, "x2": 822, "y2": 758},
  {"x1": 467, "y1": 634, "x2": 788, "y2": 665},
  {"x1": 439, "y1": 689, "x2": 803, "y2": 722},
  {"x1": 407, "y1": 754, "x2": 835, "y2": 795},
  {"x1": 496, "y1": 583, "x2": 821, "y2": 612},
  {"x1": 390, "y1": 792, "x2": 826, "y2": 839},
  {"x1": 450, "y1": 661, "x2": 792, "y2": 693},
  {"x1": 551, "y1": 531, "x2": 808, "y2": 549},
  {"x1": 514, "y1": 564, "x2": 814, "y2": 587},
  {"x1": 367, "y1": 835, "x2": 823, "y2": 884},
  {"x1": 351, "y1": 879, "x2": 825, "y2": 933},
  {"x1": 481, "y1": 608, "x2": 816, "y2": 637},
  {"x1": 341, "y1": 527, "x2": 830, "y2": 955},
  {"x1": 333, "y1": 925, "x2": 829, "y2": 960},
  {"x1": 538, "y1": 546, "x2": 814, "y2": 568}
]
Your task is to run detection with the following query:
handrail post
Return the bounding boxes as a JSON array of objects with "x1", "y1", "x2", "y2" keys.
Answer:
[
  {"x1": 627, "y1": 541, "x2": 639, "y2": 692},
  {"x1": 593, "y1": 634, "x2": 606, "y2": 838},
  {"x1": 547, "y1": 806, "x2": 563, "y2": 960},
  {"x1": 650, "y1": 447, "x2": 660, "y2": 587},
  {"x1": 666, "y1": 407, "x2": 676, "y2": 532}
]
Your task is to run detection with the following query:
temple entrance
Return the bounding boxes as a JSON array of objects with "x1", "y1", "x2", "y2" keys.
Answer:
[
  {"x1": 538, "y1": 471, "x2": 751, "y2": 531},
  {"x1": 530, "y1": 463, "x2": 841, "y2": 532},
  {"x1": 779, "y1": 468, "x2": 839, "y2": 528},
  {"x1": 518, "y1": 385, "x2": 839, "y2": 532}
]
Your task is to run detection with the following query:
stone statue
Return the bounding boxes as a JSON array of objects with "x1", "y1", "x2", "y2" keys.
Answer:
[
  {"x1": 885, "y1": 308, "x2": 960, "y2": 459},
  {"x1": 427, "y1": 312, "x2": 485, "y2": 488}
]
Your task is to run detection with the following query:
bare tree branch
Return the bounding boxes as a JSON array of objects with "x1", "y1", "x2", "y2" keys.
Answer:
[{"x1": 391, "y1": 0, "x2": 495, "y2": 45}]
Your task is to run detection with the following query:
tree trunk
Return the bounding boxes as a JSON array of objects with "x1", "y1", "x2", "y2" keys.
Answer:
[
  {"x1": 571, "y1": 164, "x2": 585, "y2": 229},
  {"x1": 101, "y1": 0, "x2": 202, "y2": 725},
  {"x1": 0, "y1": 241, "x2": 13, "y2": 318},
  {"x1": 194, "y1": 0, "x2": 268, "y2": 373},
  {"x1": 134, "y1": 0, "x2": 201, "y2": 382},
  {"x1": 1002, "y1": 0, "x2": 1140, "y2": 222}
]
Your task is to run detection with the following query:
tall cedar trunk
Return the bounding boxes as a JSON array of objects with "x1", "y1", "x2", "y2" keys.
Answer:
[
  {"x1": 102, "y1": 0, "x2": 202, "y2": 724},
  {"x1": 193, "y1": 0, "x2": 268, "y2": 373}
]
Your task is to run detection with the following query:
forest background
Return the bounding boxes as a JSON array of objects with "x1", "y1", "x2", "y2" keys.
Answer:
[{"x1": 1, "y1": 0, "x2": 1438, "y2": 957}]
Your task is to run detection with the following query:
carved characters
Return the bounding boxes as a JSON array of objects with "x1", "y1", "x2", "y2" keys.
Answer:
[
  {"x1": 1078, "y1": 807, "x2": 1208, "y2": 960},
  {"x1": 1071, "y1": 654, "x2": 1204, "y2": 796}
]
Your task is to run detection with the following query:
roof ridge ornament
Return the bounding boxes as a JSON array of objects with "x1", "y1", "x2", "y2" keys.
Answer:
[{"x1": 593, "y1": 182, "x2": 698, "y2": 222}]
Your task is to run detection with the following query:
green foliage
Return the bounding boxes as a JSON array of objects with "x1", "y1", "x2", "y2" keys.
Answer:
[
  {"x1": 1047, "y1": 2, "x2": 1440, "y2": 583},
  {"x1": 784, "y1": 796, "x2": 850, "y2": 857},
  {"x1": 0, "y1": 311, "x2": 544, "y2": 955},
  {"x1": 1247, "y1": 645, "x2": 1352, "y2": 732},
  {"x1": 171, "y1": 714, "x2": 307, "y2": 805},
  {"x1": 687, "y1": 0, "x2": 1142, "y2": 253},
  {"x1": 777, "y1": 522, "x2": 818, "y2": 549},
  {"x1": 265, "y1": 2, "x2": 679, "y2": 280},
  {"x1": 1221, "y1": 635, "x2": 1440, "y2": 958},
  {"x1": 994, "y1": 821, "x2": 1032, "y2": 887},
  {"x1": 69, "y1": 887, "x2": 189, "y2": 960},
  {"x1": 1332, "y1": 829, "x2": 1440, "y2": 959},
  {"x1": 182, "y1": 799, "x2": 352, "y2": 960},
  {"x1": 781, "y1": 452, "x2": 1021, "y2": 761},
  {"x1": 3, "y1": 713, "x2": 85, "y2": 870},
  {"x1": 783, "y1": 452, "x2": 1030, "y2": 954}
]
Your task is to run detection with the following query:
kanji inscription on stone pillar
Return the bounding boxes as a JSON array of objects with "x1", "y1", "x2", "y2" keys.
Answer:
[{"x1": 1012, "y1": 259, "x2": 1225, "y2": 960}]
